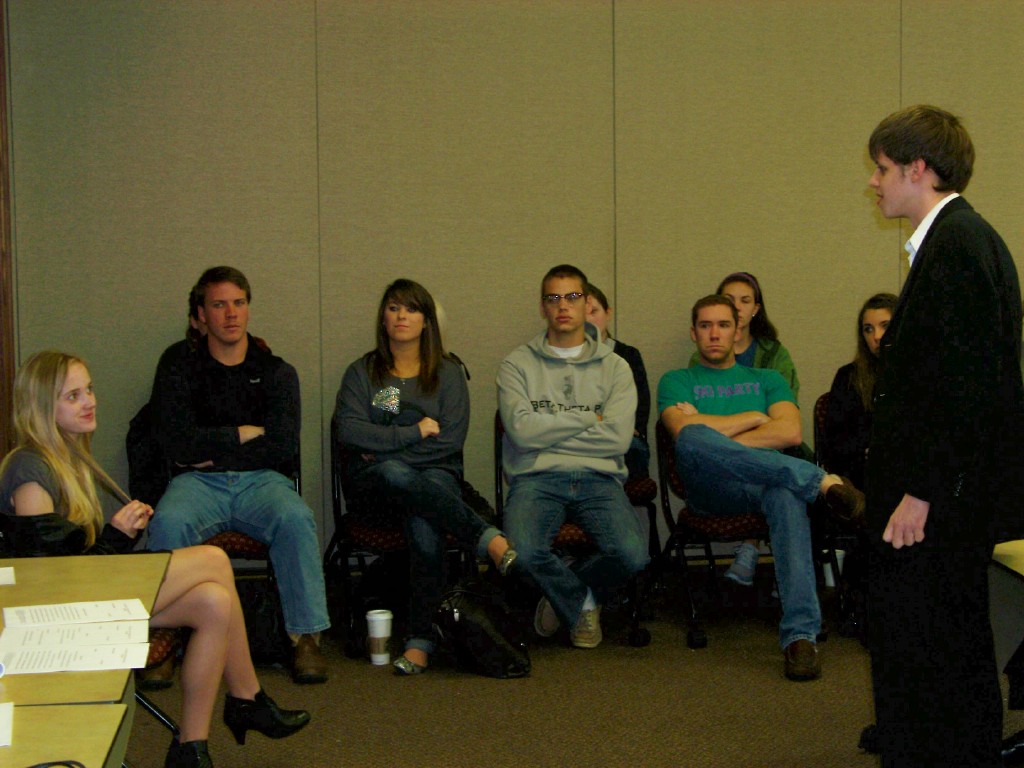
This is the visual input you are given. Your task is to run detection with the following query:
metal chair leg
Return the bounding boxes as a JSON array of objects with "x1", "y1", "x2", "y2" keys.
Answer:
[{"x1": 135, "y1": 690, "x2": 180, "y2": 736}]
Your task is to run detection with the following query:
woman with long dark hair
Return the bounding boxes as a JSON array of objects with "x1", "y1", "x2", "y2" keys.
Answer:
[
  {"x1": 0, "y1": 351, "x2": 309, "y2": 768},
  {"x1": 823, "y1": 292, "x2": 898, "y2": 490},
  {"x1": 334, "y1": 279, "x2": 516, "y2": 675}
]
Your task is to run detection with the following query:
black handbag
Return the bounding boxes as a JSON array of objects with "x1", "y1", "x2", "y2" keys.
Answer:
[
  {"x1": 234, "y1": 575, "x2": 291, "y2": 665},
  {"x1": 435, "y1": 578, "x2": 530, "y2": 679}
]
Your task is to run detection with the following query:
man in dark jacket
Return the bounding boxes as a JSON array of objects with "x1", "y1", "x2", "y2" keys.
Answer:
[
  {"x1": 864, "y1": 105, "x2": 1023, "y2": 767},
  {"x1": 147, "y1": 266, "x2": 330, "y2": 684}
]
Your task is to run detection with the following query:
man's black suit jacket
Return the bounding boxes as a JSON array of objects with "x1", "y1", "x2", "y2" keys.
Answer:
[{"x1": 866, "y1": 196, "x2": 1024, "y2": 543}]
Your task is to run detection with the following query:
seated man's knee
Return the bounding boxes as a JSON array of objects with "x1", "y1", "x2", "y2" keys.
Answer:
[
  {"x1": 674, "y1": 424, "x2": 710, "y2": 471},
  {"x1": 623, "y1": 539, "x2": 651, "y2": 572},
  {"x1": 150, "y1": 505, "x2": 200, "y2": 547},
  {"x1": 603, "y1": 536, "x2": 649, "y2": 574},
  {"x1": 503, "y1": 513, "x2": 554, "y2": 573}
]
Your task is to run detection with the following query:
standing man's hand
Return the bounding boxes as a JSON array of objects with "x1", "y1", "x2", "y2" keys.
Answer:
[{"x1": 883, "y1": 493, "x2": 930, "y2": 549}]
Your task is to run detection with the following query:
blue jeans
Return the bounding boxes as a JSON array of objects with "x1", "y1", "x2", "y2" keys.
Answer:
[
  {"x1": 674, "y1": 424, "x2": 823, "y2": 648},
  {"x1": 503, "y1": 471, "x2": 650, "y2": 629},
  {"x1": 349, "y1": 460, "x2": 501, "y2": 655},
  {"x1": 148, "y1": 470, "x2": 330, "y2": 635}
]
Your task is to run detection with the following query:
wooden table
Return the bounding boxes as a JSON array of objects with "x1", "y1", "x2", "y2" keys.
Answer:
[
  {"x1": 1, "y1": 703, "x2": 127, "y2": 768},
  {"x1": 0, "y1": 553, "x2": 169, "y2": 706},
  {"x1": 0, "y1": 553, "x2": 170, "y2": 767}
]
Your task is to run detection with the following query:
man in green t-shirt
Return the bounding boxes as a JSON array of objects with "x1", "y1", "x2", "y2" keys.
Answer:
[{"x1": 658, "y1": 295, "x2": 863, "y2": 681}]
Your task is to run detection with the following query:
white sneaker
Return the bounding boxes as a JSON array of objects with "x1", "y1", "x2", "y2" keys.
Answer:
[
  {"x1": 533, "y1": 596, "x2": 560, "y2": 638},
  {"x1": 724, "y1": 542, "x2": 759, "y2": 587},
  {"x1": 570, "y1": 606, "x2": 603, "y2": 649}
]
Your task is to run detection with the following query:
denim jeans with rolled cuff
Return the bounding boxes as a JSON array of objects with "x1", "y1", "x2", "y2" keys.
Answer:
[
  {"x1": 148, "y1": 469, "x2": 330, "y2": 635},
  {"x1": 674, "y1": 424, "x2": 823, "y2": 649},
  {"x1": 502, "y1": 470, "x2": 650, "y2": 630}
]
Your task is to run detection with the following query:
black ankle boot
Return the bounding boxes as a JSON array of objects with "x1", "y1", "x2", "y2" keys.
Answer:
[
  {"x1": 223, "y1": 688, "x2": 311, "y2": 745},
  {"x1": 164, "y1": 737, "x2": 212, "y2": 768}
]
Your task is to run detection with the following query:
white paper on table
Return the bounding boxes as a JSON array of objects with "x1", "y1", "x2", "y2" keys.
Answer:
[
  {"x1": 2, "y1": 598, "x2": 149, "y2": 628},
  {"x1": 0, "y1": 567, "x2": 14, "y2": 586},
  {"x1": 0, "y1": 642, "x2": 149, "y2": 675},
  {"x1": 0, "y1": 620, "x2": 149, "y2": 651},
  {"x1": 0, "y1": 701, "x2": 11, "y2": 747}
]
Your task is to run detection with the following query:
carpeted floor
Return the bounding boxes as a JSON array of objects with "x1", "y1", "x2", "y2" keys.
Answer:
[{"x1": 125, "y1": 576, "x2": 1024, "y2": 768}]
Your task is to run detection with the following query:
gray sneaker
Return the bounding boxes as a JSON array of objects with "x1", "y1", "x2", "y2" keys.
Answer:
[
  {"x1": 533, "y1": 596, "x2": 560, "y2": 638},
  {"x1": 724, "y1": 542, "x2": 759, "y2": 586},
  {"x1": 570, "y1": 606, "x2": 603, "y2": 649}
]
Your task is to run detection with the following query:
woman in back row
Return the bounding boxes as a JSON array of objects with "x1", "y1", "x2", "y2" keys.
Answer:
[{"x1": 823, "y1": 292, "x2": 898, "y2": 490}]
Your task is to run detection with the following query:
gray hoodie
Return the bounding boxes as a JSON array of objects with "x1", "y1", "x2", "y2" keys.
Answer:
[{"x1": 497, "y1": 325, "x2": 637, "y2": 481}]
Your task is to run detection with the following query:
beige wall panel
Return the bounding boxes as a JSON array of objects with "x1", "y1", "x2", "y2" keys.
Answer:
[
  {"x1": 9, "y1": 0, "x2": 1024, "y2": 540},
  {"x1": 902, "y1": 0, "x2": 1024, "y2": 269},
  {"x1": 7, "y1": 2, "x2": 324, "y2": 523},
  {"x1": 613, "y1": 0, "x2": 902, "y2": 448},
  {"x1": 317, "y1": 1, "x2": 615, "y2": 501}
]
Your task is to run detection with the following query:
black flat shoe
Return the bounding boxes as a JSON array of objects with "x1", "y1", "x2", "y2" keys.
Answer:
[
  {"x1": 1003, "y1": 728, "x2": 1024, "y2": 766},
  {"x1": 165, "y1": 738, "x2": 212, "y2": 768},
  {"x1": 223, "y1": 689, "x2": 311, "y2": 745}
]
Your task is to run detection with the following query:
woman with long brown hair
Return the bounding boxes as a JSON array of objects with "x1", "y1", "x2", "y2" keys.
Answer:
[
  {"x1": 823, "y1": 292, "x2": 898, "y2": 489},
  {"x1": 334, "y1": 279, "x2": 516, "y2": 674}
]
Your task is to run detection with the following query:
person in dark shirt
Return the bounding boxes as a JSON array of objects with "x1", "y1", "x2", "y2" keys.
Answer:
[
  {"x1": 823, "y1": 292, "x2": 897, "y2": 489},
  {"x1": 585, "y1": 283, "x2": 651, "y2": 480},
  {"x1": 147, "y1": 266, "x2": 330, "y2": 684}
]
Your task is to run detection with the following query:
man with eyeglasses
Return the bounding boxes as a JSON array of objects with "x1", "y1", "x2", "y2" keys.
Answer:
[{"x1": 497, "y1": 264, "x2": 649, "y2": 649}]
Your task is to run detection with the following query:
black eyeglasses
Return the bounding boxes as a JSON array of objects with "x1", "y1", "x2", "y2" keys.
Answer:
[{"x1": 542, "y1": 292, "x2": 585, "y2": 306}]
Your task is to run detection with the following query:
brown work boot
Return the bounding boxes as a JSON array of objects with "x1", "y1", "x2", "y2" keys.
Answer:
[
  {"x1": 824, "y1": 475, "x2": 866, "y2": 527},
  {"x1": 783, "y1": 639, "x2": 821, "y2": 681},
  {"x1": 292, "y1": 634, "x2": 328, "y2": 684}
]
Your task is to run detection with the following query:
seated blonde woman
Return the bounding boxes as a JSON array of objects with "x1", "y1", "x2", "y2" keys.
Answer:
[{"x1": 0, "y1": 351, "x2": 310, "y2": 768}]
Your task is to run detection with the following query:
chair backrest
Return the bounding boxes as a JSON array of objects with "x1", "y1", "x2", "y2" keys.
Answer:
[
  {"x1": 126, "y1": 401, "x2": 171, "y2": 507},
  {"x1": 654, "y1": 421, "x2": 687, "y2": 532},
  {"x1": 493, "y1": 410, "x2": 506, "y2": 522},
  {"x1": 812, "y1": 391, "x2": 831, "y2": 471}
]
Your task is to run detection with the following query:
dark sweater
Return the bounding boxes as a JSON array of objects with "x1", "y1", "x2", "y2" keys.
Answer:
[
  {"x1": 150, "y1": 334, "x2": 300, "y2": 476},
  {"x1": 822, "y1": 363, "x2": 872, "y2": 489}
]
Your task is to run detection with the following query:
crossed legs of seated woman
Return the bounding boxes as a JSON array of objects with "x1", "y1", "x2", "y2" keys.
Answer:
[
  {"x1": 154, "y1": 545, "x2": 310, "y2": 765},
  {"x1": 350, "y1": 460, "x2": 514, "y2": 674}
]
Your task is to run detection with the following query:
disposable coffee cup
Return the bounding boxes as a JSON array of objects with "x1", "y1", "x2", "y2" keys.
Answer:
[
  {"x1": 823, "y1": 549, "x2": 846, "y2": 588},
  {"x1": 366, "y1": 609, "x2": 393, "y2": 665}
]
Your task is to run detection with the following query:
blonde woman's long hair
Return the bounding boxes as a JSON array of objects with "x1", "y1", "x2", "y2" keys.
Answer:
[{"x1": 1, "y1": 351, "x2": 129, "y2": 548}]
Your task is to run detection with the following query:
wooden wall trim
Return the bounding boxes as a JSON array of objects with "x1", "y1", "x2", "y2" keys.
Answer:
[{"x1": 0, "y1": 1, "x2": 14, "y2": 454}]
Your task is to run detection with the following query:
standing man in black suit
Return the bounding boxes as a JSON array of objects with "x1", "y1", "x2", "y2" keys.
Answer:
[{"x1": 865, "y1": 105, "x2": 1023, "y2": 767}]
